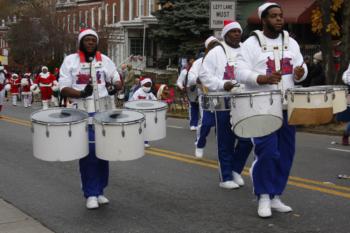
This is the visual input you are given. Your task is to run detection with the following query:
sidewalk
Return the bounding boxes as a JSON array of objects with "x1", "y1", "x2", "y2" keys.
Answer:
[{"x1": 0, "y1": 199, "x2": 54, "y2": 233}]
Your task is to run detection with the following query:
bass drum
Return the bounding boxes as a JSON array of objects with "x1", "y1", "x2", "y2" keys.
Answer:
[
  {"x1": 31, "y1": 108, "x2": 89, "y2": 161},
  {"x1": 94, "y1": 109, "x2": 145, "y2": 161}
]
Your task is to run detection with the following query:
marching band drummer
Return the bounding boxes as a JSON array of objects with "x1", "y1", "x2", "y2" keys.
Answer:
[
  {"x1": 198, "y1": 21, "x2": 253, "y2": 189},
  {"x1": 235, "y1": 3, "x2": 307, "y2": 218},
  {"x1": 59, "y1": 28, "x2": 122, "y2": 209}
]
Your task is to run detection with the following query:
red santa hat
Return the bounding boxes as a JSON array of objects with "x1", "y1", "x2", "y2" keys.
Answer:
[
  {"x1": 221, "y1": 20, "x2": 242, "y2": 38},
  {"x1": 140, "y1": 77, "x2": 152, "y2": 86},
  {"x1": 205, "y1": 36, "x2": 218, "y2": 49},
  {"x1": 42, "y1": 66, "x2": 48, "y2": 72},
  {"x1": 78, "y1": 28, "x2": 99, "y2": 44},
  {"x1": 24, "y1": 73, "x2": 31, "y2": 77},
  {"x1": 12, "y1": 73, "x2": 18, "y2": 78}
]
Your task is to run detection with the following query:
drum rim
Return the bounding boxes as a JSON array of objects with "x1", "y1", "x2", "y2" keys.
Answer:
[
  {"x1": 200, "y1": 91, "x2": 235, "y2": 97},
  {"x1": 286, "y1": 89, "x2": 334, "y2": 95},
  {"x1": 231, "y1": 90, "x2": 282, "y2": 98},
  {"x1": 309, "y1": 85, "x2": 348, "y2": 91},
  {"x1": 93, "y1": 109, "x2": 145, "y2": 125},
  {"x1": 124, "y1": 100, "x2": 168, "y2": 112},
  {"x1": 31, "y1": 107, "x2": 89, "y2": 125}
]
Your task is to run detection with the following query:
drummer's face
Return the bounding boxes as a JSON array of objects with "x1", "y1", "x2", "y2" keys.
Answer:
[
  {"x1": 226, "y1": 29, "x2": 241, "y2": 46},
  {"x1": 82, "y1": 35, "x2": 98, "y2": 53},
  {"x1": 264, "y1": 7, "x2": 284, "y2": 33}
]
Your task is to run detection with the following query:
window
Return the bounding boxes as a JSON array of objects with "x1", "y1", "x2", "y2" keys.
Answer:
[
  {"x1": 78, "y1": 11, "x2": 82, "y2": 29},
  {"x1": 129, "y1": 38, "x2": 143, "y2": 55},
  {"x1": 112, "y1": 3, "x2": 116, "y2": 24},
  {"x1": 120, "y1": 0, "x2": 124, "y2": 21},
  {"x1": 129, "y1": 0, "x2": 133, "y2": 20},
  {"x1": 105, "y1": 3, "x2": 109, "y2": 25},
  {"x1": 85, "y1": 10, "x2": 88, "y2": 27},
  {"x1": 139, "y1": 0, "x2": 144, "y2": 17},
  {"x1": 73, "y1": 13, "x2": 76, "y2": 32},
  {"x1": 67, "y1": 15, "x2": 70, "y2": 32},
  {"x1": 98, "y1": 7, "x2": 102, "y2": 26}
]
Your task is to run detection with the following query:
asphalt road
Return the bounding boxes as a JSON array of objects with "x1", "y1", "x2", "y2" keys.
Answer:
[{"x1": 0, "y1": 102, "x2": 350, "y2": 233}]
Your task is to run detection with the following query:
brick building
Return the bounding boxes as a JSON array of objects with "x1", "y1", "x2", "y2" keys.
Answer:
[{"x1": 56, "y1": 0, "x2": 159, "y2": 69}]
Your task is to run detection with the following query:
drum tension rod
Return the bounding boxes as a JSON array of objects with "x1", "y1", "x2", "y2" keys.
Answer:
[{"x1": 122, "y1": 125, "x2": 125, "y2": 138}]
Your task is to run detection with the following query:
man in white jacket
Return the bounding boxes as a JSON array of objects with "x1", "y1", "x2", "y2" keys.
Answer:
[
  {"x1": 199, "y1": 21, "x2": 253, "y2": 190},
  {"x1": 235, "y1": 2, "x2": 307, "y2": 218},
  {"x1": 59, "y1": 29, "x2": 122, "y2": 209}
]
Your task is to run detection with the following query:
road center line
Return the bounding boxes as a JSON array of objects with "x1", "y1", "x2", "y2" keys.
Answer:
[{"x1": 328, "y1": 147, "x2": 350, "y2": 153}]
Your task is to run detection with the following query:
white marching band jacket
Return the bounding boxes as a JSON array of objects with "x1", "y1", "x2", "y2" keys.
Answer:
[
  {"x1": 199, "y1": 41, "x2": 241, "y2": 92},
  {"x1": 59, "y1": 52, "x2": 120, "y2": 103},
  {"x1": 235, "y1": 30, "x2": 308, "y2": 93}
]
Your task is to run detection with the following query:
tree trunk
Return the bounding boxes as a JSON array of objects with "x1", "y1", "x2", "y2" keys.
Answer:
[{"x1": 319, "y1": 0, "x2": 335, "y2": 85}]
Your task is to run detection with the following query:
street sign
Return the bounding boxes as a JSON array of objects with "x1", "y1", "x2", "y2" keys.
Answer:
[{"x1": 209, "y1": 0, "x2": 237, "y2": 29}]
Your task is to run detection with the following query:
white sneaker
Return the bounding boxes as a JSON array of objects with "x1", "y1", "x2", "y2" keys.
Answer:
[
  {"x1": 258, "y1": 194, "x2": 272, "y2": 218},
  {"x1": 86, "y1": 196, "x2": 99, "y2": 209},
  {"x1": 97, "y1": 195, "x2": 109, "y2": 205},
  {"x1": 190, "y1": 126, "x2": 197, "y2": 131},
  {"x1": 195, "y1": 148, "x2": 204, "y2": 158},
  {"x1": 233, "y1": 172, "x2": 245, "y2": 186},
  {"x1": 144, "y1": 143, "x2": 150, "y2": 148},
  {"x1": 219, "y1": 180, "x2": 239, "y2": 189},
  {"x1": 271, "y1": 196, "x2": 292, "y2": 213}
]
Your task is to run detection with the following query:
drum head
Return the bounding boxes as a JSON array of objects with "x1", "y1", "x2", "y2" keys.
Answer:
[
  {"x1": 124, "y1": 100, "x2": 167, "y2": 110},
  {"x1": 31, "y1": 108, "x2": 89, "y2": 124},
  {"x1": 94, "y1": 109, "x2": 144, "y2": 124}
]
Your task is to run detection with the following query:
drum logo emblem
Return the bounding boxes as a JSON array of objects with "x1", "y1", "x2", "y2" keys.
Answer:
[
  {"x1": 266, "y1": 57, "x2": 293, "y2": 75},
  {"x1": 223, "y1": 64, "x2": 235, "y2": 80}
]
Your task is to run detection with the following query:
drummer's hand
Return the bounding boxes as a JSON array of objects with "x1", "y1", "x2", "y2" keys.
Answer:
[
  {"x1": 196, "y1": 78, "x2": 202, "y2": 85},
  {"x1": 80, "y1": 84, "x2": 93, "y2": 98},
  {"x1": 224, "y1": 81, "x2": 235, "y2": 91},
  {"x1": 294, "y1": 66, "x2": 305, "y2": 80},
  {"x1": 258, "y1": 72, "x2": 281, "y2": 85}
]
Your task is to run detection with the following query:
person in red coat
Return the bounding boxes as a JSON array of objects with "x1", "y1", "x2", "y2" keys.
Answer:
[
  {"x1": 7, "y1": 73, "x2": 21, "y2": 106},
  {"x1": 34, "y1": 66, "x2": 58, "y2": 109},
  {"x1": 21, "y1": 73, "x2": 33, "y2": 108}
]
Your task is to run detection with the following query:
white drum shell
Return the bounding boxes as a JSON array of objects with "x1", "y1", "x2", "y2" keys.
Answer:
[
  {"x1": 125, "y1": 101, "x2": 167, "y2": 141},
  {"x1": 286, "y1": 89, "x2": 334, "y2": 125},
  {"x1": 94, "y1": 121, "x2": 145, "y2": 161},
  {"x1": 32, "y1": 121, "x2": 89, "y2": 162},
  {"x1": 230, "y1": 92, "x2": 283, "y2": 138},
  {"x1": 333, "y1": 88, "x2": 347, "y2": 114}
]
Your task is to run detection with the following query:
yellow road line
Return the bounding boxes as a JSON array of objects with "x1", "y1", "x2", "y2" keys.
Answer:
[
  {"x1": 148, "y1": 147, "x2": 350, "y2": 193},
  {"x1": 2, "y1": 114, "x2": 350, "y2": 199}
]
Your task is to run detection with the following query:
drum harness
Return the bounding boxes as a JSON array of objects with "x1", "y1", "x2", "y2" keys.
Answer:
[{"x1": 251, "y1": 30, "x2": 289, "y2": 95}]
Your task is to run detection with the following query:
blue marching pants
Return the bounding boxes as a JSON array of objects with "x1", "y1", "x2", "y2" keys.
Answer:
[
  {"x1": 251, "y1": 111, "x2": 296, "y2": 196},
  {"x1": 79, "y1": 125, "x2": 109, "y2": 198},
  {"x1": 196, "y1": 111, "x2": 215, "y2": 148},
  {"x1": 189, "y1": 101, "x2": 199, "y2": 127},
  {"x1": 216, "y1": 111, "x2": 253, "y2": 182}
]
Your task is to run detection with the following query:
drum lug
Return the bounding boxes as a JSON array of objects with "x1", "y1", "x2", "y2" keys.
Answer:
[
  {"x1": 30, "y1": 123, "x2": 34, "y2": 133},
  {"x1": 154, "y1": 111, "x2": 158, "y2": 124},
  {"x1": 102, "y1": 124, "x2": 106, "y2": 137},
  {"x1": 144, "y1": 122, "x2": 147, "y2": 128},
  {"x1": 68, "y1": 123, "x2": 72, "y2": 137},
  {"x1": 139, "y1": 122, "x2": 142, "y2": 135},
  {"x1": 231, "y1": 96, "x2": 236, "y2": 108},
  {"x1": 332, "y1": 92, "x2": 336, "y2": 100},
  {"x1": 249, "y1": 95, "x2": 253, "y2": 108},
  {"x1": 122, "y1": 125, "x2": 125, "y2": 138},
  {"x1": 307, "y1": 93, "x2": 311, "y2": 103},
  {"x1": 291, "y1": 93, "x2": 294, "y2": 102},
  {"x1": 324, "y1": 93, "x2": 328, "y2": 102},
  {"x1": 45, "y1": 124, "x2": 50, "y2": 138},
  {"x1": 270, "y1": 92, "x2": 274, "y2": 105}
]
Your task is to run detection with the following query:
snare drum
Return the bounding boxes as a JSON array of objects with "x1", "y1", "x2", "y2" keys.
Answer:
[
  {"x1": 31, "y1": 108, "x2": 89, "y2": 161},
  {"x1": 73, "y1": 96, "x2": 116, "y2": 112},
  {"x1": 286, "y1": 87, "x2": 334, "y2": 125},
  {"x1": 124, "y1": 100, "x2": 168, "y2": 141},
  {"x1": 315, "y1": 85, "x2": 348, "y2": 114},
  {"x1": 230, "y1": 90, "x2": 283, "y2": 138},
  {"x1": 94, "y1": 110, "x2": 145, "y2": 161},
  {"x1": 200, "y1": 92, "x2": 234, "y2": 111}
]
